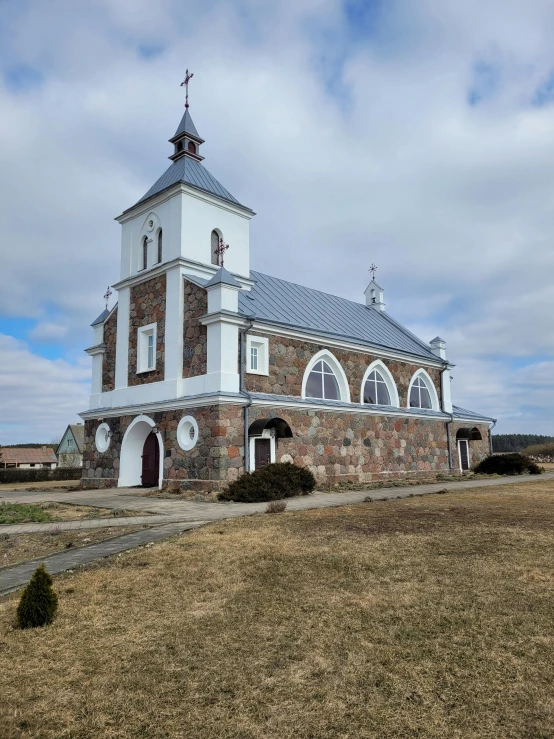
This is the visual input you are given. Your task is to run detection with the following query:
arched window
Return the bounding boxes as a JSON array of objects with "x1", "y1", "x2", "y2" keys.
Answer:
[
  {"x1": 142, "y1": 236, "x2": 148, "y2": 270},
  {"x1": 176, "y1": 141, "x2": 183, "y2": 152},
  {"x1": 211, "y1": 230, "x2": 220, "y2": 265},
  {"x1": 409, "y1": 374, "x2": 433, "y2": 409},
  {"x1": 188, "y1": 141, "x2": 196, "y2": 154},
  {"x1": 305, "y1": 360, "x2": 340, "y2": 400},
  {"x1": 363, "y1": 369, "x2": 391, "y2": 405},
  {"x1": 157, "y1": 229, "x2": 162, "y2": 263}
]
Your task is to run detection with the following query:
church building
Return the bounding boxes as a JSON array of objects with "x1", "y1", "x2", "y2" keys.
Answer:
[{"x1": 80, "y1": 91, "x2": 495, "y2": 492}]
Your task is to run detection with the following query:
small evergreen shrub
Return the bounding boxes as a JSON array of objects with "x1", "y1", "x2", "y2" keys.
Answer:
[
  {"x1": 219, "y1": 462, "x2": 316, "y2": 503},
  {"x1": 17, "y1": 565, "x2": 58, "y2": 629},
  {"x1": 474, "y1": 453, "x2": 543, "y2": 476}
]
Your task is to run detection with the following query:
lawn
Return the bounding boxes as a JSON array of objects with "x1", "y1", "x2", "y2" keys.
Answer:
[
  {"x1": 1, "y1": 479, "x2": 554, "y2": 738},
  {"x1": 0, "y1": 502, "x2": 144, "y2": 524}
]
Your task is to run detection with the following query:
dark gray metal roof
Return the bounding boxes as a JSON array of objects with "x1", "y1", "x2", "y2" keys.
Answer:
[
  {"x1": 173, "y1": 109, "x2": 202, "y2": 140},
  {"x1": 452, "y1": 405, "x2": 496, "y2": 423},
  {"x1": 238, "y1": 271, "x2": 440, "y2": 362},
  {"x1": 91, "y1": 308, "x2": 110, "y2": 327},
  {"x1": 133, "y1": 156, "x2": 249, "y2": 210},
  {"x1": 205, "y1": 266, "x2": 242, "y2": 289}
]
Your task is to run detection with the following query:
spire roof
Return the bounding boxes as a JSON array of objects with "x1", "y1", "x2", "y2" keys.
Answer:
[
  {"x1": 205, "y1": 266, "x2": 242, "y2": 289},
  {"x1": 173, "y1": 108, "x2": 203, "y2": 142}
]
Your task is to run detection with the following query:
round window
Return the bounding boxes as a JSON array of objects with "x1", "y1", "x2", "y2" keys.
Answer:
[
  {"x1": 177, "y1": 415, "x2": 199, "y2": 451},
  {"x1": 95, "y1": 423, "x2": 111, "y2": 453}
]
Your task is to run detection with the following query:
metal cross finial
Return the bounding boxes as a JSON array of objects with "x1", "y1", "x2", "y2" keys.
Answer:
[
  {"x1": 215, "y1": 237, "x2": 229, "y2": 267},
  {"x1": 103, "y1": 286, "x2": 113, "y2": 310},
  {"x1": 180, "y1": 69, "x2": 194, "y2": 108},
  {"x1": 369, "y1": 264, "x2": 377, "y2": 281}
]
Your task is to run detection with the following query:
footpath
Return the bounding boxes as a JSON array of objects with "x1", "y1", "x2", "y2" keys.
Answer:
[{"x1": 1, "y1": 472, "x2": 552, "y2": 596}]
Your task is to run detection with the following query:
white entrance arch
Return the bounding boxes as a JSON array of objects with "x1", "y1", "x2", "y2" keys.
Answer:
[{"x1": 118, "y1": 414, "x2": 163, "y2": 488}]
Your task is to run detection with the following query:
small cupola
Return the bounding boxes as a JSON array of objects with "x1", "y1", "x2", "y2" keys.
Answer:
[
  {"x1": 169, "y1": 108, "x2": 205, "y2": 162},
  {"x1": 429, "y1": 336, "x2": 447, "y2": 360},
  {"x1": 364, "y1": 279, "x2": 385, "y2": 311}
]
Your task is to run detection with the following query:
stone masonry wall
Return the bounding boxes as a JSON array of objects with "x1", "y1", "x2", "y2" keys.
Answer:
[
  {"x1": 450, "y1": 420, "x2": 491, "y2": 471},
  {"x1": 244, "y1": 332, "x2": 443, "y2": 406},
  {"x1": 128, "y1": 274, "x2": 166, "y2": 386},
  {"x1": 101, "y1": 307, "x2": 118, "y2": 393},
  {"x1": 183, "y1": 280, "x2": 208, "y2": 378},
  {"x1": 82, "y1": 407, "x2": 491, "y2": 493}
]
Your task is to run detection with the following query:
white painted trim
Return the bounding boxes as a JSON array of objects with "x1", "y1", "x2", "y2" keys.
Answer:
[
  {"x1": 114, "y1": 286, "x2": 130, "y2": 389},
  {"x1": 406, "y1": 369, "x2": 440, "y2": 411},
  {"x1": 177, "y1": 415, "x2": 199, "y2": 451},
  {"x1": 250, "y1": 396, "x2": 448, "y2": 420},
  {"x1": 85, "y1": 344, "x2": 106, "y2": 356},
  {"x1": 80, "y1": 392, "x2": 247, "y2": 420},
  {"x1": 360, "y1": 359, "x2": 400, "y2": 408},
  {"x1": 164, "y1": 267, "x2": 184, "y2": 383},
  {"x1": 118, "y1": 414, "x2": 163, "y2": 489},
  {"x1": 95, "y1": 423, "x2": 111, "y2": 453},
  {"x1": 441, "y1": 368, "x2": 453, "y2": 414},
  {"x1": 137, "y1": 322, "x2": 157, "y2": 373},
  {"x1": 200, "y1": 311, "x2": 245, "y2": 327},
  {"x1": 457, "y1": 439, "x2": 471, "y2": 472},
  {"x1": 246, "y1": 335, "x2": 269, "y2": 375},
  {"x1": 250, "y1": 321, "x2": 446, "y2": 369},
  {"x1": 113, "y1": 257, "x2": 255, "y2": 292},
  {"x1": 301, "y1": 349, "x2": 351, "y2": 403},
  {"x1": 249, "y1": 429, "x2": 276, "y2": 471}
]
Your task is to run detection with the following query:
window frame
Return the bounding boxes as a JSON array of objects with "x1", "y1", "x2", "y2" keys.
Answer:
[
  {"x1": 360, "y1": 360, "x2": 399, "y2": 407},
  {"x1": 137, "y1": 323, "x2": 157, "y2": 374},
  {"x1": 140, "y1": 236, "x2": 148, "y2": 271},
  {"x1": 406, "y1": 369, "x2": 440, "y2": 411},
  {"x1": 301, "y1": 350, "x2": 350, "y2": 403},
  {"x1": 246, "y1": 335, "x2": 269, "y2": 376}
]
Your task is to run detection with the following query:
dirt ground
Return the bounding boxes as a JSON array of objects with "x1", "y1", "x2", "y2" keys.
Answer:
[
  {"x1": 1, "y1": 478, "x2": 554, "y2": 738},
  {"x1": 0, "y1": 526, "x2": 146, "y2": 569}
]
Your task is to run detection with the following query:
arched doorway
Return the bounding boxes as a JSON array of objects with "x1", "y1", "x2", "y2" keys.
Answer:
[
  {"x1": 455, "y1": 428, "x2": 483, "y2": 472},
  {"x1": 248, "y1": 417, "x2": 293, "y2": 471},
  {"x1": 118, "y1": 415, "x2": 163, "y2": 488}
]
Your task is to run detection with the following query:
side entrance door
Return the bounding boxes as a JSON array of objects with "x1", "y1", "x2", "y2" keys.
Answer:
[
  {"x1": 254, "y1": 438, "x2": 271, "y2": 470},
  {"x1": 458, "y1": 439, "x2": 470, "y2": 471},
  {"x1": 141, "y1": 432, "x2": 160, "y2": 486}
]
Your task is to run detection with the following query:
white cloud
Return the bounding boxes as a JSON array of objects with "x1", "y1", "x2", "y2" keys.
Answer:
[{"x1": 0, "y1": 0, "x2": 553, "y2": 439}]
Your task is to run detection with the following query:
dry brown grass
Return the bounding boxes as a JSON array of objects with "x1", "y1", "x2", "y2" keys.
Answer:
[
  {"x1": 0, "y1": 480, "x2": 79, "y2": 492},
  {"x1": 1, "y1": 479, "x2": 554, "y2": 738},
  {"x1": 0, "y1": 527, "x2": 145, "y2": 569},
  {"x1": 35, "y1": 502, "x2": 145, "y2": 521}
]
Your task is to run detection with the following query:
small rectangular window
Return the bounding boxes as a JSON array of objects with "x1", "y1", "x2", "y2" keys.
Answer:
[
  {"x1": 137, "y1": 323, "x2": 157, "y2": 373},
  {"x1": 250, "y1": 346, "x2": 258, "y2": 371},
  {"x1": 246, "y1": 335, "x2": 269, "y2": 375}
]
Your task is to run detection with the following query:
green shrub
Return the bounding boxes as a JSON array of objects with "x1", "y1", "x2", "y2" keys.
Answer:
[
  {"x1": 17, "y1": 565, "x2": 58, "y2": 629},
  {"x1": 0, "y1": 468, "x2": 81, "y2": 484},
  {"x1": 219, "y1": 462, "x2": 316, "y2": 503},
  {"x1": 474, "y1": 453, "x2": 544, "y2": 476}
]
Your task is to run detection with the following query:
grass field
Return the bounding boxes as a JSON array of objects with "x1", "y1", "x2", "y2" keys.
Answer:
[
  {"x1": 1, "y1": 479, "x2": 554, "y2": 738},
  {"x1": 0, "y1": 502, "x2": 144, "y2": 525}
]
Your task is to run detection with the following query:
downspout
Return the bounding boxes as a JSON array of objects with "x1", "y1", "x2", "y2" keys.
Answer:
[
  {"x1": 489, "y1": 419, "x2": 498, "y2": 455},
  {"x1": 240, "y1": 318, "x2": 255, "y2": 473}
]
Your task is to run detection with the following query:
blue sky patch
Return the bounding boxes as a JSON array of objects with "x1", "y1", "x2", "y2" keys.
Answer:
[
  {"x1": 138, "y1": 43, "x2": 165, "y2": 60},
  {"x1": 4, "y1": 63, "x2": 44, "y2": 93},
  {"x1": 468, "y1": 60, "x2": 501, "y2": 106},
  {"x1": 532, "y1": 70, "x2": 554, "y2": 107}
]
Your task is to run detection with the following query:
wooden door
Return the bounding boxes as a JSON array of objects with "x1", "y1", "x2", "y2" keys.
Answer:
[
  {"x1": 141, "y1": 432, "x2": 159, "y2": 486},
  {"x1": 254, "y1": 439, "x2": 271, "y2": 469},
  {"x1": 459, "y1": 440, "x2": 469, "y2": 471}
]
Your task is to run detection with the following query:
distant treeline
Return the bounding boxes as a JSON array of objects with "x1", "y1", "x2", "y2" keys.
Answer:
[{"x1": 492, "y1": 435, "x2": 554, "y2": 453}]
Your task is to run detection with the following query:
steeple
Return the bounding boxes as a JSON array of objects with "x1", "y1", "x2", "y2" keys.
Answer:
[{"x1": 169, "y1": 108, "x2": 205, "y2": 162}]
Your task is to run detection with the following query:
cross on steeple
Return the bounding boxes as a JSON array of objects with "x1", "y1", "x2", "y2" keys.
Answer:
[
  {"x1": 180, "y1": 69, "x2": 194, "y2": 109},
  {"x1": 369, "y1": 264, "x2": 377, "y2": 281},
  {"x1": 215, "y1": 237, "x2": 229, "y2": 267},
  {"x1": 103, "y1": 286, "x2": 113, "y2": 310}
]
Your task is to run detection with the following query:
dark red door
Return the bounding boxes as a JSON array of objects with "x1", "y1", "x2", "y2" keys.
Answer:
[
  {"x1": 255, "y1": 439, "x2": 271, "y2": 469},
  {"x1": 141, "y1": 432, "x2": 159, "y2": 486}
]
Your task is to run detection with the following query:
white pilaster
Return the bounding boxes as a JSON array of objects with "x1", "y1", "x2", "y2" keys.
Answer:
[
  {"x1": 115, "y1": 286, "x2": 130, "y2": 389},
  {"x1": 441, "y1": 369, "x2": 453, "y2": 414},
  {"x1": 164, "y1": 267, "x2": 184, "y2": 382}
]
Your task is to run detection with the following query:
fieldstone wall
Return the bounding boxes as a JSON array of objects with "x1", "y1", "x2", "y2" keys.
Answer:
[
  {"x1": 101, "y1": 307, "x2": 118, "y2": 393},
  {"x1": 244, "y1": 332, "x2": 443, "y2": 406},
  {"x1": 82, "y1": 407, "x2": 491, "y2": 493},
  {"x1": 183, "y1": 280, "x2": 208, "y2": 378},
  {"x1": 450, "y1": 421, "x2": 491, "y2": 471},
  {"x1": 128, "y1": 274, "x2": 166, "y2": 386}
]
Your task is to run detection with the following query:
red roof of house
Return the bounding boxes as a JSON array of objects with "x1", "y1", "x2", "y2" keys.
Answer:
[{"x1": 1, "y1": 447, "x2": 57, "y2": 464}]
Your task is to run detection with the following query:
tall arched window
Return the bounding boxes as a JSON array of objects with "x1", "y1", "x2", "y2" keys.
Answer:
[
  {"x1": 142, "y1": 236, "x2": 148, "y2": 270},
  {"x1": 305, "y1": 360, "x2": 340, "y2": 400},
  {"x1": 363, "y1": 370, "x2": 391, "y2": 405},
  {"x1": 211, "y1": 230, "x2": 220, "y2": 265},
  {"x1": 409, "y1": 375, "x2": 433, "y2": 409},
  {"x1": 157, "y1": 229, "x2": 162, "y2": 263}
]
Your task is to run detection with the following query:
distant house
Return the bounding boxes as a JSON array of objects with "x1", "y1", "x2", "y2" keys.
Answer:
[
  {"x1": 0, "y1": 447, "x2": 57, "y2": 469},
  {"x1": 56, "y1": 425, "x2": 85, "y2": 467}
]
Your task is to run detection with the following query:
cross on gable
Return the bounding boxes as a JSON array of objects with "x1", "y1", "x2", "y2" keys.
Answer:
[
  {"x1": 180, "y1": 69, "x2": 194, "y2": 108},
  {"x1": 214, "y1": 237, "x2": 229, "y2": 267}
]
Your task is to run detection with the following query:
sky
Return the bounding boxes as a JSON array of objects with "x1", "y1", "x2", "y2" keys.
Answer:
[{"x1": 0, "y1": 0, "x2": 553, "y2": 444}]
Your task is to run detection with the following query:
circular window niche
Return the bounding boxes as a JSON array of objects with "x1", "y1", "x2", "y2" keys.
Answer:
[
  {"x1": 177, "y1": 415, "x2": 199, "y2": 451},
  {"x1": 95, "y1": 423, "x2": 111, "y2": 453}
]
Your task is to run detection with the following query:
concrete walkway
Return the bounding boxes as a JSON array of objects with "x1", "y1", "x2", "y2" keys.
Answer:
[{"x1": 1, "y1": 472, "x2": 552, "y2": 597}]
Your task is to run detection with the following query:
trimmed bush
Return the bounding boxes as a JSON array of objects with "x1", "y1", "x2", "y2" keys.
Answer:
[
  {"x1": 474, "y1": 453, "x2": 543, "y2": 476},
  {"x1": 219, "y1": 462, "x2": 316, "y2": 503},
  {"x1": 0, "y1": 468, "x2": 81, "y2": 484},
  {"x1": 17, "y1": 565, "x2": 58, "y2": 629}
]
